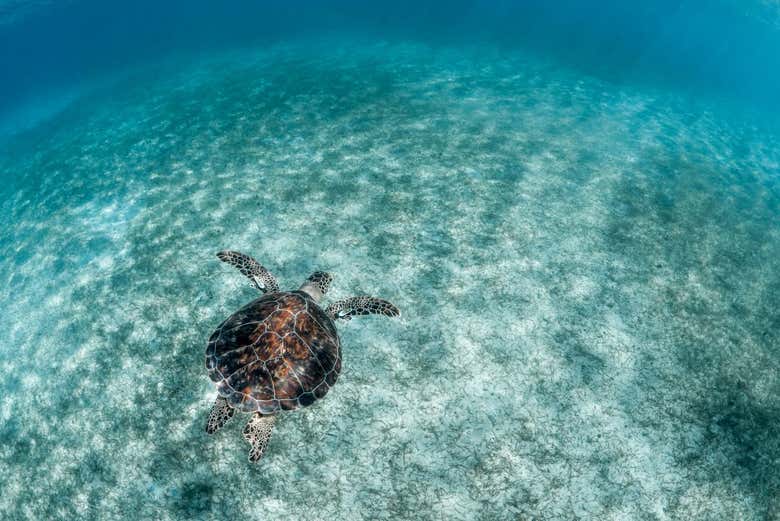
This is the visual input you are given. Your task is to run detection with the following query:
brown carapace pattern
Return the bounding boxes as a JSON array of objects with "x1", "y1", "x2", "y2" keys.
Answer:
[{"x1": 206, "y1": 291, "x2": 341, "y2": 414}]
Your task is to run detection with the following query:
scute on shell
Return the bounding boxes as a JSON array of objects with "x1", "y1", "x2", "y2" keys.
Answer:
[{"x1": 206, "y1": 291, "x2": 341, "y2": 414}]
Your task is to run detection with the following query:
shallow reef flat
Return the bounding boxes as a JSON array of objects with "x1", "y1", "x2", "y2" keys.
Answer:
[{"x1": 0, "y1": 41, "x2": 778, "y2": 520}]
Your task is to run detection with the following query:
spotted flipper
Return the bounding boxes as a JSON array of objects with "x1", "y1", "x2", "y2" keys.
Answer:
[
  {"x1": 217, "y1": 250, "x2": 279, "y2": 293},
  {"x1": 206, "y1": 396, "x2": 235, "y2": 434},
  {"x1": 326, "y1": 296, "x2": 400, "y2": 321},
  {"x1": 243, "y1": 414, "x2": 276, "y2": 462}
]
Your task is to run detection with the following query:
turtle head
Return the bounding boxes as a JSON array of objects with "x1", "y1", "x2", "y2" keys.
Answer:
[{"x1": 299, "y1": 271, "x2": 332, "y2": 303}]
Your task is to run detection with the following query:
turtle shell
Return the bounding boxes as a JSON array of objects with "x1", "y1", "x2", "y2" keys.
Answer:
[{"x1": 205, "y1": 291, "x2": 341, "y2": 414}]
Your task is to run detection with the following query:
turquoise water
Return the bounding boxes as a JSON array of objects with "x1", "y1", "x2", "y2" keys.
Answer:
[{"x1": 1, "y1": 4, "x2": 780, "y2": 521}]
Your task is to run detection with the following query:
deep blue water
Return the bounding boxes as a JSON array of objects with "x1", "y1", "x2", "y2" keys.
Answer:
[
  {"x1": 3, "y1": 0, "x2": 780, "y2": 127},
  {"x1": 1, "y1": 2, "x2": 779, "y2": 520}
]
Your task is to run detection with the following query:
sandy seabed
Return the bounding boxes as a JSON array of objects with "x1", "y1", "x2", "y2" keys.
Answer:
[{"x1": 0, "y1": 41, "x2": 778, "y2": 520}]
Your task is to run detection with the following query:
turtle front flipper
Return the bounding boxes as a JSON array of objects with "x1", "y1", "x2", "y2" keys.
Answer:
[
  {"x1": 326, "y1": 296, "x2": 400, "y2": 321},
  {"x1": 243, "y1": 414, "x2": 276, "y2": 462},
  {"x1": 217, "y1": 250, "x2": 279, "y2": 293},
  {"x1": 206, "y1": 396, "x2": 235, "y2": 434}
]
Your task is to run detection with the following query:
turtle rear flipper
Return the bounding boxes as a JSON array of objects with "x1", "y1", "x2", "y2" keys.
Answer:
[
  {"x1": 326, "y1": 296, "x2": 400, "y2": 321},
  {"x1": 217, "y1": 250, "x2": 279, "y2": 293},
  {"x1": 243, "y1": 414, "x2": 276, "y2": 462},
  {"x1": 206, "y1": 396, "x2": 235, "y2": 434}
]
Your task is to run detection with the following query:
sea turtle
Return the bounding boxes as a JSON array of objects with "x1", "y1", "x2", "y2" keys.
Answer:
[{"x1": 205, "y1": 250, "x2": 400, "y2": 462}]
